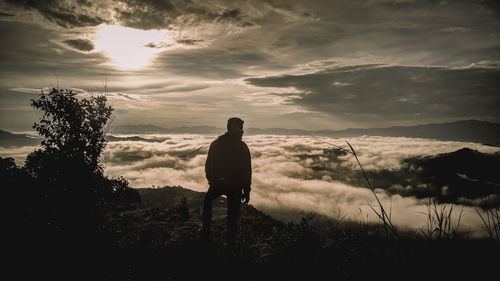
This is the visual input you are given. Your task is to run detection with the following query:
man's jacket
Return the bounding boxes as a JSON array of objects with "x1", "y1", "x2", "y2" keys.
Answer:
[{"x1": 205, "y1": 133, "x2": 252, "y2": 193}]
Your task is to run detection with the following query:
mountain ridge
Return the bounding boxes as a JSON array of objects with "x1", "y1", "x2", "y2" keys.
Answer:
[
  {"x1": 3, "y1": 120, "x2": 500, "y2": 146},
  {"x1": 113, "y1": 119, "x2": 500, "y2": 144}
]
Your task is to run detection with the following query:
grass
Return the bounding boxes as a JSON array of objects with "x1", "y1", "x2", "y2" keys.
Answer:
[
  {"x1": 332, "y1": 198, "x2": 348, "y2": 230},
  {"x1": 340, "y1": 141, "x2": 500, "y2": 242},
  {"x1": 106, "y1": 187, "x2": 500, "y2": 280},
  {"x1": 334, "y1": 140, "x2": 476, "y2": 241},
  {"x1": 475, "y1": 196, "x2": 500, "y2": 240},
  {"x1": 417, "y1": 198, "x2": 464, "y2": 240}
]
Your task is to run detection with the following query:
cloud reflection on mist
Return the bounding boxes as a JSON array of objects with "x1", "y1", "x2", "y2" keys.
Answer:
[{"x1": 102, "y1": 134, "x2": 500, "y2": 237}]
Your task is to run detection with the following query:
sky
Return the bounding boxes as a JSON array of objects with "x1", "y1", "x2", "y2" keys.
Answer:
[{"x1": 1, "y1": 0, "x2": 499, "y2": 132}]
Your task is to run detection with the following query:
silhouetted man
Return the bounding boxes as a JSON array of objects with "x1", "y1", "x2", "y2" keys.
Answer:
[{"x1": 201, "y1": 117, "x2": 252, "y2": 250}]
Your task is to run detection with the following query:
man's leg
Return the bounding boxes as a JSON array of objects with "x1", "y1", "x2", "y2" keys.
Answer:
[
  {"x1": 226, "y1": 190, "x2": 242, "y2": 250},
  {"x1": 201, "y1": 186, "x2": 221, "y2": 241}
]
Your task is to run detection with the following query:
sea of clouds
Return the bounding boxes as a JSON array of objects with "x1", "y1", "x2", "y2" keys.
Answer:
[
  {"x1": 99, "y1": 134, "x2": 500, "y2": 237},
  {"x1": 1, "y1": 134, "x2": 498, "y2": 236}
]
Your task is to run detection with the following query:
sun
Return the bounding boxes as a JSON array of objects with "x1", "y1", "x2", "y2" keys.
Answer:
[{"x1": 93, "y1": 24, "x2": 172, "y2": 70}]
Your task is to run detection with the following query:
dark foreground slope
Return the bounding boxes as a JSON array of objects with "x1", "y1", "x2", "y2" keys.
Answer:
[{"x1": 95, "y1": 186, "x2": 499, "y2": 281}]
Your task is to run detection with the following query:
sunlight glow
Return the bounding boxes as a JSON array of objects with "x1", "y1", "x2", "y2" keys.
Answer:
[{"x1": 93, "y1": 25, "x2": 172, "y2": 70}]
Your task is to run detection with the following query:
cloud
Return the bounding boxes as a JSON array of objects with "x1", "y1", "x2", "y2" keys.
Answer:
[
  {"x1": 97, "y1": 134, "x2": 500, "y2": 236},
  {"x1": 246, "y1": 64, "x2": 500, "y2": 124},
  {"x1": 1, "y1": 0, "x2": 261, "y2": 34},
  {"x1": 110, "y1": 92, "x2": 140, "y2": 100},
  {"x1": 0, "y1": 20, "x2": 116, "y2": 77},
  {"x1": 4, "y1": 0, "x2": 109, "y2": 28},
  {"x1": 3, "y1": 133, "x2": 498, "y2": 236},
  {"x1": 0, "y1": 11, "x2": 14, "y2": 17},
  {"x1": 144, "y1": 42, "x2": 174, "y2": 49},
  {"x1": 153, "y1": 47, "x2": 279, "y2": 79},
  {"x1": 0, "y1": 145, "x2": 39, "y2": 166},
  {"x1": 176, "y1": 39, "x2": 203, "y2": 45},
  {"x1": 10, "y1": 88, "x2": 45, "y2": 94},
  {"x1": 440, "y1": 26, "x2": 471, "y2": 33},
  {"x1": 215, "y1": 8, "x2": 255, "y2": 27},
  {"x1": 64, "y1": 39, "x2": 94, "y2": 51},
  {"x1": 2, "y1": 0, "x2": 500, "y2": 132}
]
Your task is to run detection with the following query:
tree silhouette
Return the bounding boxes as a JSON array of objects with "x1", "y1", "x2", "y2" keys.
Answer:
[
  {"x1": 27, "y1": 88, "x2": 112, "y2": 175},
  {"x1": 18, "y1": 88, "x2": 139, "y2": 233},
  {"x1": 1, "y1": 88, "x2": 143, "y2": 279}
]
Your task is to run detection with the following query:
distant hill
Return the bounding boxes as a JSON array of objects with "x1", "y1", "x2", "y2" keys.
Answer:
[
  {"x1": 248, "y1": 120, "x2": 500, "y2": 144},
  {"x1": 363, "y1": 147, "x2": 500, "y2": 207},
  {"x1": 4, "y1": 120, "x2": 499, "y2": 147},
  {"x1": 327, "y1": 120, "x2": 500, "y2": 145},
  {"x1": 114, "y1": 120, "x2": 500, "y2": 145},
  {"x1": 112, "y1": 124, "x2": 223, "y2": 134},
  {"x1": 0, "y1": 129, "x2": 41, "y2": 147},
  {"x1": 105, "y1": 135, "x2": 168, "y2": 142}
]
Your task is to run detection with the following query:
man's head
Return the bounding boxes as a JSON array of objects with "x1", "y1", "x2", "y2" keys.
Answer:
[{"x1": 227, "y1": 117, "x2": 244, "y2": 139}]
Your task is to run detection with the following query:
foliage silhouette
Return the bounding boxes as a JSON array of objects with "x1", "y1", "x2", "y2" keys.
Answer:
[
  {"x1": 28, "y1": 88, "x2": 112, "y2": 174},
  {"x1": 4, "y1": 88, "x2": 140, "y2": 280},
  {"x1": 23, "y1": 89, "x2": 139, "y2": 226}
]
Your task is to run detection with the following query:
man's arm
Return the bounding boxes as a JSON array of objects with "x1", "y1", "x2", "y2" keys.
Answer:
[
  {"x1": 205, "y1": 142, "x2": 214, "y2": 186},
  {"x1": 241, "y1": 142, "x2": 252, "y2": 203}
]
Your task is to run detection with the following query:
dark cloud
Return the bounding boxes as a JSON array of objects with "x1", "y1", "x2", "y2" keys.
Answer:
[
  {"x1": 110, "y1": 84, "x2": 211, "y2": 95},
  {"x1": 144, "y1": 42, "x2": 174, "y2": 49},
  {"x1": 4, "y1": 0, "x2": 108, "y2": 27},
  {"x1": 2, "y1": 0, "x2": 256, "y2": 30},
  {"x1": 113, "y1": 0, "x2": 255, "y2": 30},
  {"x1": 0, "y1": 21, "x2": 116, "y2": 76},
  {"x1": 176, "y1": 39, "x2": 203, "y2": 45},
  {"x1": 107, "y1": 148, "x2": 156, "y2": 164},
  {"x1": 0, "y1": 11, "x2": 14, "y2": 17},
  {"x1": 0, "y1": 86, "x2": 42, "y2": 131},
  {"x1": 161, "y1": 85, "x2": 209, "y2": 93},
  {"x1": 114, "y1": 92, "x2": 137, "y2": 100},
  {"x1": 246, "y1": 65, "x2": 500, "y2": 123},
  {"x1": 215, "y1": 8, "x2": 255, "y2": 27},
  {"x1": 154, "y1": 47, "x2": 281, "y2": 79},
  {"x1": 64, "y1": 39, "x2": 94, "y2": 51},
  {"x1": 114, "y1": 0, "x2": 178, "y2": 30},
  {"x1": 236, "y1": 0, "x2": 500, "y2": 68},
  {"x1": 379, "y1": 0, "x2": 500, "y2": 17}
]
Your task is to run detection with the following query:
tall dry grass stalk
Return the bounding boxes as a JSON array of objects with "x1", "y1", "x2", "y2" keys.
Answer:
[{"x1": 345, "y1": 141, "x2": 399, "y2": 239}]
